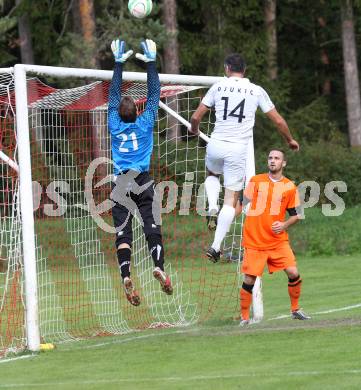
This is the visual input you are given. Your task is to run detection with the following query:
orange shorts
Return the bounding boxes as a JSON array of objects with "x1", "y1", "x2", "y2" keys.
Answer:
[{"x1": 241, "y1": 243, "x2": 296, "y2": 277}]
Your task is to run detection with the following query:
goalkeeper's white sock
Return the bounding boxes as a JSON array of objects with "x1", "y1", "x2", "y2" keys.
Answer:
[
  {"x1": 211, "y1": 205, "x2": 235, "y2": 252},
  {"x1": 205, "y1": 176, "x2": 220, "y2": 214}
]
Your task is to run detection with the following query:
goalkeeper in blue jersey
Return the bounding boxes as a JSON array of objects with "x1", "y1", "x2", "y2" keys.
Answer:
[{"x1": 108, "y1": 38, "x2": 172, "y2": 306}]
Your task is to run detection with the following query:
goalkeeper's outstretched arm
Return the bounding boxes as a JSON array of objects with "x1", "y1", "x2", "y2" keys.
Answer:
[
  {"x1": 108, "y1": 40, "x2": 133, "y2": 132},
  {"x1": 108, "y1": 62, "x2": 123, "y2": 119},
  {"x1": 144, "y1": 62, "x2": 160, "y2": 121},
  {"x1": 136, "y1": 39, "x2": 160, "y2": 123}
]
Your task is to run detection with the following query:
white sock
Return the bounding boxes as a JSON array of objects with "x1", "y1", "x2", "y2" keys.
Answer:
[
  {"x1": 211, "y1": 205, "x2": 235, "y2": 252},
  {"x1": 205, "y1": 176, "x2": 220, "y2": 214}
]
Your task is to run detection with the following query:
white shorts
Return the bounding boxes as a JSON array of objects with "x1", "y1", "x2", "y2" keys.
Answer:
[{"x1": 206, "y1": 138, "x2": 248, "y2": 191}]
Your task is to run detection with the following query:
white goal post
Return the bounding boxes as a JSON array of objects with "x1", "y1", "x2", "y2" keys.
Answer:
[{"x1": 8, "y1": 64, "x2": 262, "y2": 353}]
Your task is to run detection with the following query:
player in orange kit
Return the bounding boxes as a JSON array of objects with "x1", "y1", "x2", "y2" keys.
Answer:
[{"x1": 238, "y1": 149, "x2": 310, "y2": 325}]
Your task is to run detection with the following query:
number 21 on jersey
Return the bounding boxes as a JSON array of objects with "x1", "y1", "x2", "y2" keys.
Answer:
[{"x1": 117, "y1": 132, "x2": 139, "y2": 152}]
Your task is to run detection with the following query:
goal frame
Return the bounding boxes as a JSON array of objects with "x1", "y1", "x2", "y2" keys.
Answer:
[{"x1": 10, "y1": 63, "x2": 258, "y2": 352}]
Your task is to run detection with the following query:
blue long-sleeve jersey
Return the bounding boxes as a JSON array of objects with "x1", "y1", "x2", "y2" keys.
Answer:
[{"x1": 108, "y1": 62, "x2": 161, "y2": 175}]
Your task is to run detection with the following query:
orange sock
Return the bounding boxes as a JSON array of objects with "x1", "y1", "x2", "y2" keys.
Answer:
[
  {"x1": 288, "y1": 276, "x2": 302, "y2": 312},
  {"x1": 240, "y1": 285, "x2": 253, "y2": 320}
]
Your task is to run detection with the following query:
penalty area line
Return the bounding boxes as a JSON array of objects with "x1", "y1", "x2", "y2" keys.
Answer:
[{"x1": 269, "y1": 302, "x2": 361, "y2": 321}]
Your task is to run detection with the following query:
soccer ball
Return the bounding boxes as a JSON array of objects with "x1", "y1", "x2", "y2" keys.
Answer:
[{"x1": 128, "y1": 0, "x2": 153, "y2": 19}]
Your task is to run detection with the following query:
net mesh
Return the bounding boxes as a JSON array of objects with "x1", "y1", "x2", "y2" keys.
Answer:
[
  {"x1": 0, "y1": 70, "x2": 25, "y2": 356},
  {"x1": 0, "y1": 69, "x2": 245, "y2": 357}
]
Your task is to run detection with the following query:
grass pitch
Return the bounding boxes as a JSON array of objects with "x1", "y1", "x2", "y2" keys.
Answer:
[{"x1": 1, "y1": 253, "x2": 360, "y2": 389}]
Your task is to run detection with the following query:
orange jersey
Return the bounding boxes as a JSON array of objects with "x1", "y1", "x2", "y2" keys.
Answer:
[{"x1": 242, "y1": 173, "x2": 299, "y2": 249}]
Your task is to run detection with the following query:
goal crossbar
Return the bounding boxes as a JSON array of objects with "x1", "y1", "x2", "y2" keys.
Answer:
[{"x1": 15, "y1": 64, "x2": 224, "y2": 85}]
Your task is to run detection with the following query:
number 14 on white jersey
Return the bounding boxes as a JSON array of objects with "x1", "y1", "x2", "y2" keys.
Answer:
[{"x1": 202, "y1": 77, "x2": 275, "y2": 143}]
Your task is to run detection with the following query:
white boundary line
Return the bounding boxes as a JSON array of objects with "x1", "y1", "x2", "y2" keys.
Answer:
[
  {"x1": 2, "y1": 303, "x2": 360, "y2": 360},
  {"x1": 1, "y1": 369, "x2": 361, "y2": 387},
  {"x1": 0, "y1": 354, "x2": 35, "y2": 364},
  {"x1": 57, "y1": 302, "x2": 361, "y2": 351},
  {"x1": 314, "y1": 303, "x2": 361, "y2": 315},
  {"x1": 62, "y1": 327, "x2": 200, "y2": 352},
  {"x1": 269, "y1": 302, "x2": 361, "y2": 321},
  {"x1": 63, "y1": 309, "x2": 361, "y2": 353}
]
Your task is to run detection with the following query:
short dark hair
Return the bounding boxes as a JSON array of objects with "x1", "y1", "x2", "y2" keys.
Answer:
[
  {"x1": 119, "y1": 96, "x2": 137, "y2": 123},
  {"x1": 224, "y1": 53, "x2": 246, "y2": 73},
  {"x1": 269, "y1": 149, "x2": 287, "y2": 161}
]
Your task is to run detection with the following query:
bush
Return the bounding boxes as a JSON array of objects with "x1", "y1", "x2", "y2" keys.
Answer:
[
  {"x1": 254, "y1": 97, "x2": 338, "y2": 150},
  {"x1": 256, "y1": 140, "x2": 361, "y2": 207},
  {"x1": 290, "y1": 205, "x2": 361, "y2": 256},
  {"x1": 253, "y1": 97, "x2": 361, "y2": 207},
  {"x1": 286, "y1": 141, "x2": 361, "y2": 206}
]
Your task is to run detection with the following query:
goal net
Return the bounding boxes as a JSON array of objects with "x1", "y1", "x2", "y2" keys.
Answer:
[
  {"x1": 0, "y1": 69, "x2": 25, "y2": 357},
  {"x1": 0, "y1": 66, "x2": 255, "y2": 357}
]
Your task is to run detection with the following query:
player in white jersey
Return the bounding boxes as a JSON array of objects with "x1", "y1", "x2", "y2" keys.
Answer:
[{"x1": 190, "y1": 53, "x2": 299, "y2": 262}]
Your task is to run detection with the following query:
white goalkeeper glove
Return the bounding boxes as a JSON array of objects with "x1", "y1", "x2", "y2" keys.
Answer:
[
  {"x1": 111, "y1": 39, "x2": 133, "y2": 63},
  {"x1": 136, "y1": 39, "x2": 157, "y2": 62}
]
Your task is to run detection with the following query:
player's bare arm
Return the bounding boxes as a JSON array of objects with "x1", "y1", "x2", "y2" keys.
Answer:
[
  {"x1": 190, "y1": 103, "x2": 209, "y2": 135},
  {"x1": 271, "y1": 215, "x2": 300, "y2": 234},
  {"x1": 266, "y1": 108, "x2": 300, "y2": 151},
  {"x1": 235, "y1": 195, "x2": 251, "y2": 217}
]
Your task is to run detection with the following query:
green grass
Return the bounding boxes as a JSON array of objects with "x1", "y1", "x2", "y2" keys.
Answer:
[
  {"x1": 1, "y1": 252, "x2": 361, "y2": 389},
  {"x1": 1, "y1": 325, "x2": 361, "y2": 389},
  {"x1": 1, "y1": 206, "x2": 361, "y2": 388}
]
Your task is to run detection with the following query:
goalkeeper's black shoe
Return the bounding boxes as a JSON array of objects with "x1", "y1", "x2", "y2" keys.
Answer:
[
  {"x1": 206, "y1": 211, "x2": 218, "y2": 231},
  {"x1": 291, "y1": 309, "x2": 311, "y2": 320},
  {"x1": 123, "y1": 277, "x2": 140, "y2": 306},
  {"x1": 206, "y1": 247, "x2": 221, "y2": 263}
]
